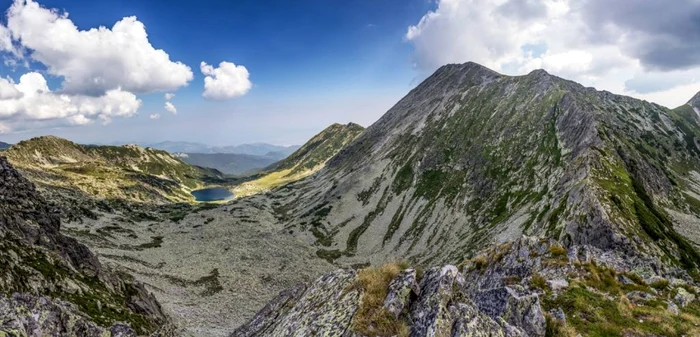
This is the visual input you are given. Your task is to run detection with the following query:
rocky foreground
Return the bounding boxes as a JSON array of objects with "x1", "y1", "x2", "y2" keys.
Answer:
[{"x1": 235, "y1": 238, "x2": 700, "y2": 337}]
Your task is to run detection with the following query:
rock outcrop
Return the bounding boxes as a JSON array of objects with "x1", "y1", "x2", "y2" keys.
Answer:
[
  {"x1": 0, "y1": 156, "x2": 170, "y2": 336},
  {"x1": 236, "y1": 237, "x2": 700, "y2": 337},
  {"x1": 233, "y1": 264, "x2": 546, "y2": 337}
]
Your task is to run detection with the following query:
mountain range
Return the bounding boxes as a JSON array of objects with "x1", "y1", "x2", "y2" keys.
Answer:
[
  {"x1": 0, "y1": 141, "x2": 10, "y2": 150},
  {"x1": 1, "y1": 62, "x2": 699, "y2": 337},
  {"x1": 173, "y1": 152, "x2": 281, "y2": 175},
  {"x1": 138, "y1": 141, "x2": 300, "y2": 157}
]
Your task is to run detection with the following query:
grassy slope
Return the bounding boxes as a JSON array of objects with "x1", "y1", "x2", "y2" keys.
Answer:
[
  {"x1": 234, "y1": 123, "x2": 364, "y2": 198},
  {"x1": 5, "y1": 136, "x2": 221, "y2": 203}
]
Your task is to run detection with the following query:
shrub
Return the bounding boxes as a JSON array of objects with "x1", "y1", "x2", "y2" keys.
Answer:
[
  {"x1": 548, "y1": 245, "x2": 568, "y2": 257},
  {"x1": 531, "y1": 273, "x2": 547, "y2": 290}
]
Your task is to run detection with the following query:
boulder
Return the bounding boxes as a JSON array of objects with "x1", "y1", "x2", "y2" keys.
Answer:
[
  {"x1": 473, "y1": 287, "x2": 546, "y2": 337},
  {"x1": 626, "y1": 291, "x2": 656, "y2": 305},
  {"x1": 673, "y1": 288, "x2": 696, "y2": 308},
  {"x1": 546, "y1": 279, "x2": 569, "y2": 291},
  {"x1": 383, "y1": 268, "x2": 419, "y2": 318}
]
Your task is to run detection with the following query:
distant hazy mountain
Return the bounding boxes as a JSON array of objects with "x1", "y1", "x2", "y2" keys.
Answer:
[
  {"x1": 174, "y1": 152, "x2": 280, "y2": 175},
  {"x1": 0, "y1": 141, "x2": 10, "y2": 150},
  {"x1": 141, "y1": 141, "x2": 300, "y2": 156}
]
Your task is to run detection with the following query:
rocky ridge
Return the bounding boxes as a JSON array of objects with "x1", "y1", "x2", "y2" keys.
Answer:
[
  {"x1": 234, "y1": 123, "x2": 364, "y2": 197},
  {"x1": 0, "y1": 156, "x2": 171, "y2": 336},
  {"x1": 271, "y1": 63, "x2": 700, "y2": 275},
  {"x1": 236, "y1": 237, "x2": 700, "y2": 336}
]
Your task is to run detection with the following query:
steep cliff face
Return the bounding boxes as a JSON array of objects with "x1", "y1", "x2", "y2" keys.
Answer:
[
  {"x1": 0, "y1": 156, "x2": 169, "y2": 335},
  {"x1": 5, "y1": 136, "x2": 222, "y2": 204},
  {"x1": 271, "y1": 63, "x2": 700, "y2": 274}
]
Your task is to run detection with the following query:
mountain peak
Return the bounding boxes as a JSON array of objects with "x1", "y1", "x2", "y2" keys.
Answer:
[
  {"x1": 688, "y1": 91, "x2": 700, "y2": 108},
  {"x1": 526, "y1": 68, "x2": 551, "y2": 77}
]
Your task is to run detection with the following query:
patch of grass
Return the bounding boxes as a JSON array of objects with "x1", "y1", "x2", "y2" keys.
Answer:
[
  {"x1": 316, "y1": 249, "x2": 342, "y2": 263},
  {"x1": 548, "y1": 244, "x2": 568, "y2": 258},
  {"x1": 650, "y1": 279, "x2": 670, "y2": 291},
  {"x1": 545, "y1": 283, "x2": 700, "y2": 337},
  {"x1": 545, "y1": 314, "x2": 577, "y2": 337},
  {"x1": 531, "y1": 273, "x2": 547, "y2": 290},
  {"x1": 349, "y1": 263, "x2": 410, "y2": 337},
  {"x1": 392, "y1": 163, "x2": 414, "y2": 194}
]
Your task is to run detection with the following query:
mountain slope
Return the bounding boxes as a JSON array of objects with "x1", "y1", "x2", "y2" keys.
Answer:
[
  {"x1": 271, "y1": 63, "x2": 700, "y2": 275},
  {"x1": 0, "y1": 141, "x2": 10, "y2": 150},
  {"x1": 233, "y1": 123, "x2": 364, "y2": 197},
  {"x1": 0, "y1": 156, "x2": 169, "y2": 335},
  {"x1": 174, "y1": 152, "x2": 280, "y2": 175},
  {"x1": 5, "y1": 136, "x2": 222, "y2": 203}
]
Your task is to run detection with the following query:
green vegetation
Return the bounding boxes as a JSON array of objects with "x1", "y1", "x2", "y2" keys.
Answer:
[
  {"x1": 0, "y1": 238, "x2": 160, "y2": 334},
  {"x1": 5, "y1": 136, "x2": 220, "y2": 203},
  {"x1": 349, "y1": 263, "x2": 411, "y2": 337}
]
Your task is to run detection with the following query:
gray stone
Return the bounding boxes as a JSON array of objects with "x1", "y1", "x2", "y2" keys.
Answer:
[
  {"x1": 626, "y1": 291, "x2": 656, "y2": 304},
  {"x1": 673, "y1": 288, "x2": 696, "y2": 308},
  {"x1": 546, "y1": 278, "x2": 569, "y2": 291},
  {"x1": 473, "y1": 287, "x2": 546, "y2": 337},
  {"x1": 551, "y1": 308, "x2": 566, "y2": 322},
  {"x1": 667, "y1": 302, "x2": 680, "y2": 316},
  {"x1": 383, "y1": 268, "x2": 419, "y2": 318}
]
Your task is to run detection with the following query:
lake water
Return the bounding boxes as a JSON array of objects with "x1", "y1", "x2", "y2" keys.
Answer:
[{"x1": 191, "y1": 187, "x2": 234, "y2": 202}]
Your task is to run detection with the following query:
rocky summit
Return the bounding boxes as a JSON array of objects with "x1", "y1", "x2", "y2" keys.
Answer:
[
  {"x1": 275, "y1": 62, "x2": 700, "y2": 271},
  {"x1": 2, "y1": 62, "x2": 700, "y2": 337}
]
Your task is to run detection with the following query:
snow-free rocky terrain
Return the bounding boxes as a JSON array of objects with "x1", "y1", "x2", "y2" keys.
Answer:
[{"x1": 2, "y1": 62, "x2": 700, "y2": 336}]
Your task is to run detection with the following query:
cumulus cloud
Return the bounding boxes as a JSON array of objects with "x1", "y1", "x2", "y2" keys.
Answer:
[
  {"x1": 0, "y1": 72, "x2": 141, "y2": 131},
  {"x1": 149, "y1": 113, "x2": 161, "y2": 120},
  {"x1": 164, "y1": 93, "x2": 175, "y2": 100},
  {"x1": 2, "y1": 0, "x2": 193, "y2": 95},
  {"x1": 165, "y1": 101, "x2": 177, "y2": 114},
  {"x1": 201, "y1": 61, "x2": 252, "y2": 100},
  {"x1": 0, "y1": 0, "x2": 197, "y2": 132},
  {"x1": 406, "y1": 0, "x2": 700, "y2": 107}
]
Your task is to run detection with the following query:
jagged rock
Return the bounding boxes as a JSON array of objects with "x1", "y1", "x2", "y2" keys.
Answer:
[
  {"x1": 550, "y1": 308, "x2": 566, "y2": 323},
  {"x1": 473, "y1": 287, "x2": 546, "y2": 337},
  {"x1": 546, "y1": 279, "x2": 569, "y2": 291},
  {"x1": 617, "y1": 275, "x2": 635, "y2": 285},
  {"x1": 448, "y1": 302, "x2": 526, "y2": 337},
  {"x1": 383, "y1": 268, "x2": 419, "y2": 318},
  {"x1": 626, "y1": 291, "x2": 657, "y2": 304},
  {"x1": 667, "y1": 302, "x2": 680, "y2": 316},
  {"x1": 110, "y1": 323, "x2": 139, "y2": 337},
  {"x1": 0, "y1": 293, "x2": 136, "y2": 337},
  {"x1": 230, "y1": 283, "x2": 307, "y2": 337},
  {"x1": 231, "y1": 269, "x2": 360, "y2": 337},
  {"x1": 673, "y1": 288, "x2": 696, "y2": 307},
  {"x1": 235, "y1": 265, "x2": 549, "y2": 337},
  {"x1": 410, "y1": 266, "x2": 465, "y2": 336}
]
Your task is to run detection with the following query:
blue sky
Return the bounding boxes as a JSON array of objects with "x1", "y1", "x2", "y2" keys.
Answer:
[
  {"x1": 0, "y1": 0, "x2": 698, "y2": 147},
  {"x1": 0, "y1": 0, "x2": 435, "y2": 146}
]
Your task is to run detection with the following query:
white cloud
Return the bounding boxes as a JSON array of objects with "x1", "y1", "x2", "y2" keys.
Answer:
[
  {"x1": 164, "y1": 93, "x2": 175, "y2": 100},
  {"x1": 149, "y1": 113, "x2": 161, "y2": 120},
  {"x1": 2, "y1": 0, "x2": 193, "y2": 95},
  {"x1": 165, "y1": 102, "x2": 177, "y2": 114},
  {"x1": 406, "y1": 0, "x2": 700, "y2": 108},
  {"x1": 0, "y1": 72, "x2": 141, "y2": 131},
  {"x1": 200, "y1": 61, "x2": 252, "y2": 100}
]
